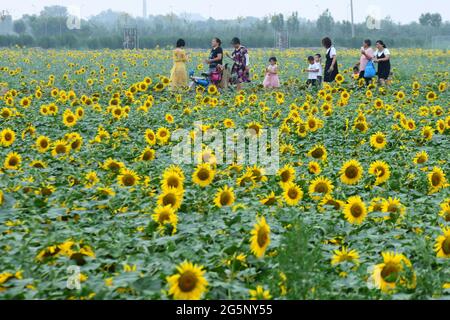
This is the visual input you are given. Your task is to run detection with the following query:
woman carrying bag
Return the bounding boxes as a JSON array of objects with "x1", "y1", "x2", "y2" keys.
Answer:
[{"x1": 359, "y1": 39, "x2": 375, "y2": 86}]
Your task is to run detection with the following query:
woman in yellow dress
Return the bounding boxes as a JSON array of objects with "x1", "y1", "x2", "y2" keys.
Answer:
[{"x1": 169, "y1": 39, "x2": 188, "y2": 90}]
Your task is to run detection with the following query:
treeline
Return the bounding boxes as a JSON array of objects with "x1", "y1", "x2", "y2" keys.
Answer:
[{"x1": 1, "y1": 6, "x2": 449, "y2": 49}]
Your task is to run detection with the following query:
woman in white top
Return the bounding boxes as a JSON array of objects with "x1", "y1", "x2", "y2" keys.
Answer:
[{"x1": 373, "y1": 40, "x2": 391, "y2": 86}]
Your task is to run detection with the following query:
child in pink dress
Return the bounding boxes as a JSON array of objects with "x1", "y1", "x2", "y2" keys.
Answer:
[{"x1": 263, "y1": 57, "x2": 280, "y2": 89}]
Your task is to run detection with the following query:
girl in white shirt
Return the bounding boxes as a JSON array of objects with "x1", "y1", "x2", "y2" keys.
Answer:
[{"x1": 373, "y1": 40, "x2": 391, "y2": 86}]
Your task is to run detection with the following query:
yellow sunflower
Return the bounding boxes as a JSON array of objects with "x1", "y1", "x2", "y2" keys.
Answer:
[
  {"x1": 4, "y1": 152, "x2": 21, "y2": 170},
  {"x1": 370, "y1": 132, "x2": 387, "y2": 149},
  {"x1": 192, "y1": 164, "x2": 215, "y2": 187},
  {"x1": 308, "y1": 176, "x2": 334, "y2": 201},
  {"x1": 152, "y1": 205, "x2": 178, "y2": 234},
  {"x1": 117, "y1": 169, "x2": 140, "y2": 187},
  {"x1": 167, "y1": 261, "x2": 208, "y2": 300},
  {"x1": 0, "y1": 128, "x2": 15, "y2": 147},
  {"x1": 250, "y1": 216, "x2": 271, "y2": 258},
  {"x1": 249, "y1": 285, "x2": 272, "y2": 300},
  {"x1": 157, "y1": 187, "x2": 183, "y2": 211},
  {"x1": 307, "y1": 144, "x2": 327, "y2": 161},
  {"x1": 277, "y1": 164, "x2": 296, "y2": 186},
  {"x1": 331, "y1": 247, "x2": 360, "y2": 266},
  {"x1": 343, "y1": 196, "x2": 367, "y2": 224},
  {"x1": 214, "y1": 185, "x2": 235, "y2": 208},
  {"x1": 282, "y1": 182, "x2": 303, "y2": 206},
  {"x1": 368, "y1": 160, "x2": 391, "y2": 185},
  {"x1": 370, "y1": 252, "x2": 415, "y2": 293},
  {"x1": 434, "y1": 227, "x2": 450, "y2": 258},
  {"x1": 340, "y1": 159, "x2": 364, "y2": 185},
  {"x1": 428, "y1": 167, "x2": 447, "y2": 193}
]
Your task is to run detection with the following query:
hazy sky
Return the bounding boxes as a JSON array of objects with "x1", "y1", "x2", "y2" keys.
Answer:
[{"x1": 3, "y1": 0, "x2": 449, "y2": 23}]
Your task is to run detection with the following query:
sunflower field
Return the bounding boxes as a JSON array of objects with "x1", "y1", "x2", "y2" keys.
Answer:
[{"x1": 0, "y1": 47, "x2": 449, "y2": 300}]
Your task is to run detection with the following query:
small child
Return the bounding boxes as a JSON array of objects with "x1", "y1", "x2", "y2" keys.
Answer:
[
  {"x1": 263, "y1": 57, "x2": 280, "y2": 89},
  {"x1": 306, "y1": 56, "x2": 319, "y2": 87},
  {"x1": 314, "y1": 54, "x2": 323, "y2": 86}
]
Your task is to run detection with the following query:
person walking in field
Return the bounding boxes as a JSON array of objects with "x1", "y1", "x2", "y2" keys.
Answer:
[
  {"x1": 169, "y1": 39, "x2": 188, "y2": 90},
  {"x1": 263, "y1": 57, "x2": 280, "y2": 89},
  {"x1": 358, "y1": 39, "x2": 374, "y2": 86},
  {"x1": 322, "y1": 37, "x2": 338, "y2": 83},
  {"x1": 226, "y1": 37, "x2": 250, "y2": 91},
  {"x1": 373, "y1": 40, "x2": 391, "y2": 86},
  {"x1": 204, "y1": 37, "x2": 223, "y2": 74}
]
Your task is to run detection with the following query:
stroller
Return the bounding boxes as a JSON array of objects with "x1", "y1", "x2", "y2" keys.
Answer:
[{"x1": 189, "y1": 64, "x2": 231, "y2": 90}]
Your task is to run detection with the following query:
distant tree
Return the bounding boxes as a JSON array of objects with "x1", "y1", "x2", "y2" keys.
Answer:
[
  {"x1": 270, "y1": 13, "x2": 284, "y2": 32},
  {"x1": 41, "y1": 6, "x2": 68, "y2": 18},
  {"x1": 317, "y1": 9, "x2": 334, "y2": 34},
  {"x1": 419, "y1": 13, "x2": 442, "y2": 27},
  {"x1": 287, "y1": 12, "x2": 300, "y2": 34},
  {"x1": 13, "y1": 20, "x2": 26, "y2": 35}
]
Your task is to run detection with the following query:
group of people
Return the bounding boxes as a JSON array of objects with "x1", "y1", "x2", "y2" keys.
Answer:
[{"x1": 169, "y1": 36, "x2": 391, "y2": 91}]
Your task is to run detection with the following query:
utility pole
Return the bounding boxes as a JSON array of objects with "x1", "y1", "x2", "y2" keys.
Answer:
[{"x1": 350, "y1": 0, "x2": 355, "y2": 38}]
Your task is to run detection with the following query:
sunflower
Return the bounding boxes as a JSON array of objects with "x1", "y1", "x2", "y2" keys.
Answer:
[
  {"x1": 307, "y1": 144, "x2": 327, "y2": 161},
  {"x1": 156, "y1": 127, "x2": 170, "y2": 145},
  {"x1": 308, "y1": 176, "x2": 334, "y2": 201},
  {"x1": 62, "y1": 111, "x2": 78, "y2": 127},
  {"x1": 214, "y1": 185, "x2": 235, "y2": 208},
  {"x1": 371, "y1": 252, "x2": 415, "y2": 293},
  {"x1": 207, "y1": 85, "x2": 218, "y2": 95},
  {"x1": 343, "y1": 196, "x2": 367, "y2": 224},
  {"x1": 102, "y1": 158, "x2": 125, "y2": 172},
  {"x1": 4, "y1": 152, "x2": 21, "y2": 170},
  {"x1": 248, "y1": 165, "x2": 267, "y2": 183},
  {"x1": 335, "y1": 74, "x2": 344, "y2": 84},
  {"x1": 249, "y1": 285, "x2": 272, "y2": 300},
  {"x1": 36, "y1": 136, "x2": 50, "y2": 152},
  {"x1": 369, "y1": 160, "x2": 391, "y2": 185},
  {"x1": 434, "y1": 227, "x2": 450, "y2": 258},
  {"x1": 277, "y1": 164, "x2": 296, "y2": 187},
  {"x1": 370, "y1": 132, "x2": 387, "y2": 150},
  {"x1": 353, "y1": 120, "x2": 368, "y2": 133},
  {"x1": 247, "y1": 121, "x2": 263, "y2": 136},
  {"x1": 157, "y1": 187, "x2": 183, "y2": 211},
  {"x1": 331, "y1": 247, "x2": 360, "y2": 266},
  {"x1": 413, "y1": 150, "x2": 428, "y2": 165},
  {"x1": 152, "y1": 205, "x2": 178, "y2": 234},
  {"x1": 192, "y1": 164, "x2": 215, "y2": 187},
  {"x1": 29, "y1": 160, "x2": 47, "y2": 169},
  {"x1": 308, "y1": 161, "x2": 321, "y2": 175},
  {"x1": 426, "y1": 91, "x2": 437, "y2": 101},
  {"x1": 260, "y1": 191, "x2": 279, "y2": 206},
  {"x1": 0, "y1": 190, "x2": 3, "y2": 206},
  {"x1": 0, "y1": 128, "x2": 15, "y2": 147},
  {"x1": 236, "y1": 171, "x2": 256, "y2": 187},
  {"x1": 282, "y1": 182, "x2": 303, "y2": 206},
  {"x1": 319, "y1": 195, "x2": 344, "y2": 211},
  {"x1": 381, "y1": 197, "x2": 406, "y2": 221},
  {"x1": 421, "y1": 126, "x2": 434, "y2": 141},
  {"x1": 439, "y1": 203, "x2": 450, "y2": 222},
  {"x1": 51, "y1": 140, "x2": 70, "y2": 157},
  {"x1": 223, "y1": 118, "x2": 235, "y2": 128},
  {"x1": 167, "y1": 261, "x2": 208, "y2": 300},
  {"x1": 250, "y1": 216, "x2": 271, "y2": 258},
  {"x1": 436, "y1": 119, "x2": 446, "y2": 134},
  {"x1": 161, "y1": 168, "x2": 184, "y2": 191},
  {"x1": 428, "y1": 167, "x2": 447, "y2": 193},
  {"x1": 340, "y1": 160, "x2": 363, "y2": 185},
  {"x1": 84, "y1": 171, "x2": 99, "y2": 188},
  {"x1": 117, "y1": 169, "x2": 140, "y2": 187},
  {"x1": 139, "y1": 146, "x2": 155, "y2": 161},
  {"x1": 144, "y1": 129, "x2": 156, "y2": 145}
]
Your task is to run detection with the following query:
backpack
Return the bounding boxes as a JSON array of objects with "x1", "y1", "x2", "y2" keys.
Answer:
[{"x1": 364, "y1": 60, "x2": 376, "y2": 78}]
